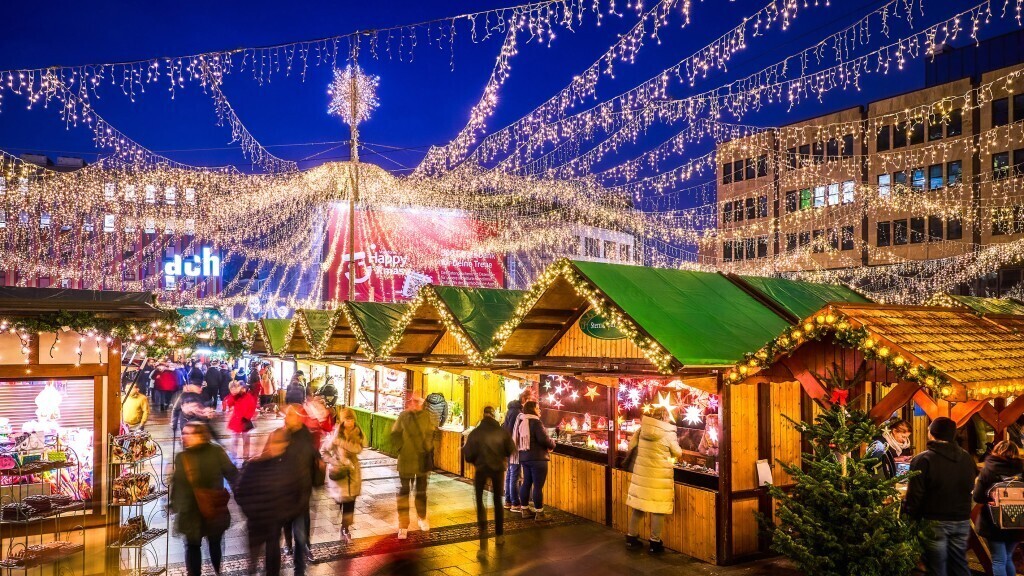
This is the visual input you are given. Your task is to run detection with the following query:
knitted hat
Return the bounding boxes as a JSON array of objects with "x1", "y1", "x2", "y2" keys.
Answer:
[{"x1": 929, "y1": 417, "x2": 957, "y2": 442}]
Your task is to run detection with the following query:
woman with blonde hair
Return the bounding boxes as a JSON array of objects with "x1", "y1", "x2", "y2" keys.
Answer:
[
  {"x1": 625, "y1": 406, "x2": 683, "y2": 553},
  {"x1": 974, "y1": 440, "x2": 1024, "y2": 576},
  {"x1": 322, "y1": 407, "x2": 364, "y2": 542}
]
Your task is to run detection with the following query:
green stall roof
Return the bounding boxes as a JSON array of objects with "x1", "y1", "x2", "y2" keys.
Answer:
[
  {"x1": 738, "y1": 276, "x2": 870, "y2": 321},
  {"x1": 432, "y1": 287, "x2": 525, "y2": 352},
  {"x1": 948, "y1": 294, "x2": 1024, "y2": 316},
  {"x1": 299, "y1": 309, "x2": 338, "y2": 348},
  {"x1": 571, "y1": 261, "x2": 792, "y2": 366},
  {"x1": 260, "y1": 319, "x2": 293, "y2": 354},
  {"x1": 347, "y1": 302, "x2": 409, "y2": 354}
]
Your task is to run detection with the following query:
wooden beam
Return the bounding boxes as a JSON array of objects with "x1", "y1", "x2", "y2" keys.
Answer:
[
  {"x1": 997, "y1": 395, "x2": 1024, "y2": 433},
  {"x1": 976, "y1": 402, "x2": 1000, "y2": 431},
  {"x1": 868, "y1": 382, "x2": 921, "y2": 423},
  {"x1": 913, "y1": 390, "x2": 941, "y2": 420},
  {"x1": 952, "y1": 400, "x2": 987, "y2": 428},
  {"x1": 781, "y1": 357, "x2": 831, "y2": 407}
]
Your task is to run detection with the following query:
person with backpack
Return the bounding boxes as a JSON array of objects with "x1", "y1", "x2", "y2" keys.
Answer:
[
  {"x1": 624, "y1": 406, "x2": 683, "y2": 553},
  {"x1": 463, "y1": 406, "x2": 516, "y2": 553},
  {"x1": 514, "y1": 400, "x2": 556, "y2": 522},
  {"x1": 974, "y1": 441, "x2": 1024, "y2": 576},
  {"x1": 169, "y1": 422, "x2": 238, "y2": 576}
]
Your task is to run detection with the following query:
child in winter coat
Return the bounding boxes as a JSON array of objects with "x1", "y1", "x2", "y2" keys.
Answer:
[
  {"x1": 223, "y1": 383, "x2": 258, "y2": 461},
  {"x1": 625, "y1": 406, "x2": 683, "y2": 553},
  {"x1": 322, "y1": 408, "x2": 364, "y2": 542}
]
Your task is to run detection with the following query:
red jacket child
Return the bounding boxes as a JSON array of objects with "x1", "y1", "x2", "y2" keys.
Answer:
[{"x1": 224, "y1": 390, "x2": 258, "y2": 434}]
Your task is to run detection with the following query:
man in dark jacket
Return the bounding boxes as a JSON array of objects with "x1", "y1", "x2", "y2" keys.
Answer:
[
  {"x1": 907, "y1": 416, "x2": 977, "y2": 576},
  {"x1": 502, "y1": 388, "x2": 534, "y2": 511},
  {"x1": 264, "y1": 404, "x2": 324, "y2": 574},
  {"x1": 464, "y1": 406, "x2": 516, "y2": 551},
  {"x1": 236, "y1": 434, "x2": 295, "y2": 576},
  {"x1": 203, "y1": 360, "x2": 223, "y2": 408}
]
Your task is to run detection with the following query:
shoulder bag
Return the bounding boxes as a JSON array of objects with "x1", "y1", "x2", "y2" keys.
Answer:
[
  {"x1": 988, "y1": 476, "x2": 1024, "y2": 530},
  {"x1": 182, "y1": 454, "x2": 230, "y2": 531}
]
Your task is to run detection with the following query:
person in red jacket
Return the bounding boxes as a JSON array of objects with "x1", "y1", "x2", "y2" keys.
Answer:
[
  {"x1": 153, "y1": 363, "x2": 180, "y2": 412},
  {"x1": 224, "y1": 382, "x2": 258, "y2": 461}
]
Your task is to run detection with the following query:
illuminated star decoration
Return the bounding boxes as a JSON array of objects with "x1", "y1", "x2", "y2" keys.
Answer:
[
  {"x1": 543, "y1": 379, "x2": 553, "y2": 390},
  {"x1": 552, "y1": 399, "x2": 564, "y2": 409},
  {"x1": 545, "y1": 392, "x2": 557, "y2": 404},
  {"x1": 625, "y1": 387, "x2": 642, "y2": 409},
  {"x1": 641, "y1": 403, "x2": 652, "y2": 415},
  {"x1": 569, "y1": 389, "x2": 579, "y2": 401},
  {"x1": 707, "y1": 427, "x2": 719, "y2": 444},
  {"x1": 654, "y1": 392, "x2": 677, "y2": 421},
  {"x1": 584, "y1": 386, "x2": 600, "y2": 401},
  {"x1": 682, "y1": 405, "x2": 703, "y2": 426},
  {"x1": 327, "y1": 65, "x2": 380, "y2": 126}
]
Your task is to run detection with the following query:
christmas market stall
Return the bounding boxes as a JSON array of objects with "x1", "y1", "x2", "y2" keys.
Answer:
[
  {"x1": 473, "y1": 259, "x2": 869, "y2": 565},
  {"x1": 728, "y1": 302, "x2": 1024, "y2": 572}
]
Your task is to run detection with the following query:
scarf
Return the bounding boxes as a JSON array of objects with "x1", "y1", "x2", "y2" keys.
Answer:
[
  {"x1": 514, "y1": 413, "x2": 539, "y2": 453},
  {"x1": 882, "y1": 429, "x2": 911, "y2": 455}
]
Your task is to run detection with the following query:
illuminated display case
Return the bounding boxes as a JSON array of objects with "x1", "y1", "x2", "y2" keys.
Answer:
[
  {"x1": 615, "y1": 378, "x2": 720, "y2": 478},
  {"x1": 376, "y1": 367, "x2": 407, "y2": 415},
  {"x1": 352, "y1": 365, "x2": 377, "y2": 412},
  {"x1": 538, "y1": 375, "x2": 612, "y2": 456}
]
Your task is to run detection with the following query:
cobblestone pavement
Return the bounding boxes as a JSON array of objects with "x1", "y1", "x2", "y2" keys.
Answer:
[{"x1": 137, "y1": 409, "x2": 799, "y2": 575}]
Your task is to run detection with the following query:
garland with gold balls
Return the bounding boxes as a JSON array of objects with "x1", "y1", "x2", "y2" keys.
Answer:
[
  {"x1": 725, "y1": 309, "x2": 953, "y2": 399},
  {"x1": 480, "y1": 258, "x2": 676, "y2": 373},
  {"x1": 294, "y1": 309, "x2": 344, "y2": 359}
]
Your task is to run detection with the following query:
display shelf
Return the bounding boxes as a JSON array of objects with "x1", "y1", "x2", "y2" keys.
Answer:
[
  {"x1": 0, "y1": 501, "x2": 89, "y2": 526},
  {"x1": 109, "y1": 528, "x2": 167, "y2": 549},
  {"x1": 124, "y1": 568, "x2": 167, "y2": 576},
  {"x1": 0, "y1": 543, "x2": 85, "y2": 569},
  {"x1": 109, "y1": 489, "x2": 167, "y2": 508},
  {"x1": 0, "y1": 460, "x2": 79, "y2": 477},
  {"x1": 110, "y1": 452, "x2": 159, "y2": 466}
]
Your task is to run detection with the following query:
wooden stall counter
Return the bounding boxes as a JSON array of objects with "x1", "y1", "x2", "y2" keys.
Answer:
[{"x1": 435, "y1": 428, "x2": 465, "y2": 476}]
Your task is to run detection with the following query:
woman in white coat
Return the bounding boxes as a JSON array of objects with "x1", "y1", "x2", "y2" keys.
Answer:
[
  {"x1": 322, "y1": 407, "x2": 364, "y2": 543},
  {"x1": 625, "y1": 406, "x2": 683, "y2": 553}
]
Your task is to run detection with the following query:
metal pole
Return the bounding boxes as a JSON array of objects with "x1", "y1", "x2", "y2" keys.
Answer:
[{"x1": 347, "y1": 52, "x2": 361, "y2": 303}]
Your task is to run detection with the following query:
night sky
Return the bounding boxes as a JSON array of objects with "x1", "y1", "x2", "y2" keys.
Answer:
[{"x1": 0, "y1": 0, "x2": 1017, "y2": 187}]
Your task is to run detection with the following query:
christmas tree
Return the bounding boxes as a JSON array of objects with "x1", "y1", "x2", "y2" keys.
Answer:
[{"x1": 765, "y1": 398, "x2": 923, "y2": 575}]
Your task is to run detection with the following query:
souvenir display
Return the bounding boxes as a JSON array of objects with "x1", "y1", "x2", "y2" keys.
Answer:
[
  {"x1": 110, "y1": 432, "x2": 158, "y2": 464},
  {"x1": 376, "y1": 368, "x2": 407, "y2": 415},
  {"x1": 0, "y1": 542, "x2": 84, "y2": 568},
  {"x1": 111, "y1": 473, "x2": 154, "y2": 505},
  {"x1": 117, "y1": 516, "x2": 148, "y2": 545},
  {"x1": 539, "y1": 375, "x2": 612, "y2": 455}
]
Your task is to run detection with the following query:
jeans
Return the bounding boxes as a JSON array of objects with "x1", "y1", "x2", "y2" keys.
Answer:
[
  {"x1": 341, "y1": 500, "x2": 356, "y2": 531},
  {"x1": 157, "y1": 389, "x2": 175, "y2": 411},
  {"x1": 249, "y1": 525, "x2": 281, "y2": 576},
  {"x1": 988, "y1": 540, "x2": 1019, "y2": 576},
  {"x1": 520, "y1": 461, "x2": 549, "y2": 511},
  {"x1": 474, "y1": 468, "x2": 505, "y2": 542},
  {"x1": 397, "y1": 473, "x2": 429, "y2": 529},
  {"x1": 289, "y1": 513, "x2": 310, "y2": 576},
  {"x1": 627, "y1": 508, "x2": 666, "y2": 541},
  {"x1": 922, "y1": 519, "x2": 971, "y2": 576},
  {"x1": 185, "y1": 532, "x2": 223, "y2": 576},
  {"x1": 505, "y1": 463, "x2": 521, "y2": 506}
]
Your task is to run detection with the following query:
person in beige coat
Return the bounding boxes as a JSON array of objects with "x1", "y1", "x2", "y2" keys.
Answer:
[
  {"x1": 625, "y1": 407, "x2": 683, "y2": 553},
  {"x1": 322, "y1": 408, "x2": 364, "y2": 543}
]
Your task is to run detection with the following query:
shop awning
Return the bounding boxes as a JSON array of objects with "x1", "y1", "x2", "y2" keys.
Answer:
[
  {"x1": 431, "y1": 287, "x2": 525, "y2": 354},
  {"x1": 572, "y1": 260, "x2": 792, "y2": 367},
  {"x1": 941, "y1": 294, "x2": 1024, "y2": 316},
  {"x1": 346, "y1": 302, "x2": 410, "y2": 358},
  {"x1": 0, "y1": 287, "x2": 163, "y2": 318},
  {"x1": 736, "y1": 275, "x2": 870, "y2": 322},
  {"x1": 256, "y1": 318, "x2": 293, "y2": 356}
]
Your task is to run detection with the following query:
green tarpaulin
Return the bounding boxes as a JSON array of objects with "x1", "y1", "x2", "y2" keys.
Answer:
[
  {"x1": 948, "y1": 294, "x2": 1024, "y2": 316},
  {"x1": 261, "y1": 319, "x2": 292, "y2": 354},
  {"x1": 348, "y1": 302, "x2": 409, "y2": 354},
  {"x1": 572, "y1": 261, "x2": 792, "y2": 366},
  {"x1": 739, "y1": 276, "x2": 870, "y2": 321},
  {"x1": 432, "y1": 286, "x2": 525, "y2": 352},
  {"x1": 299, "y1": 309, "x2": 337, "y2": 348}
]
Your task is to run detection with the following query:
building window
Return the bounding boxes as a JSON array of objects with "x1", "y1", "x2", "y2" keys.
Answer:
[
  {"x1": 734, "y1": 161, "x2": 744, "y2": 182},
  {"x1": 757, "y1": 155, "x2": 768, "y2": 178},
  {"x1": 745, "y1": 239, "x2": 756, "y2": 260},
  {"x1": 786, "y1": 233, "x2": 797, "y2": 251},
  {"x1": 910, "y1": 217, "x2": 925, "y2": 243},
  {"x1": 787, "y1": 148, "x2": 797, "y2": 169},
  {"x1": 799, "y1": 188, "x2": 812, "y2": 210},
  {"x1": 842, "y1": 180, "x2": 855, "y2": 204},
  {"x1": 928, "y1": 216, "x2": 943, "y2": 241},
  {"x1": 798, "y1": 144, "x2": 810, "y2": 166},
  {"x1": 828, "y1": 229, "x2": 839, "y2": 251},
  {"x1": 894, "y1": 171, "x2": 908, "y2": 190},
  {"x1": 798, "y1": 231, "x2": 811, "y2": 246},
  {"x1": 619, "y1": 244, "x2": 631, "y2": 262},
  {"x1": 746, "y1": 197, "x2": 756, "y2": 220},
  {"x1": 842, "y1": 134, "x2": 854, "y2": 158},
  {"x1": 947, "y1": 109, "x2": 963, "y2": 137},
  {"x1": 723, "y1": 202, "x2": 732, "y2": 224},
  {"x1": 734, "y1": 202, "x2": 744, "y2": 222},
  {"x1": 584, "y1": 237, "x2": 601, "y2": 257},
  {"x1": 993, "y1": 207, "x2": 1014, "y2": 235},
  {"x1": 828, "y1": 183, "x2": 840, "y2": 206},
  {"x1": 893, "y1": 121, "x2": 908, "y2": 148},
  {"x1": 994, "y1": 97, "x2": 1010, "y2": 127},
  {"x1": 928, "y1": 113, "x2": 944, "y2": 141},
  {"x1": 103, "y1": 182, "x2": 115, "y2": 201},
  {"x1": 103, "y1": 214, "x2": 115, "y2": 233},
  {"x1": 757, "y1": 236, "x2": 769, "y2": 258},
  {"x1": 813, "y1": 185, "x2": 826, "y2": 208},
  {"x1": 722, "y1": 162, "x2": 732, "y2": 184},
  {"x1": 910, "y1": 121, "x2": 924, "y2": 145},
  {"x1": 876, "y1": 125, "x2": 891, "y2": 152},
  {"x1": 745, "y1": 158, "x2": 756, "y2": 180},
  {"x1": 785, "y1": 190, "x2": 798, "y2": 213},
  {"x1": 1016, "y1": 207, "x2": 1024, "y2": 234},
  {"x1": 893, "y1": 219, "x2": 908, "y2": 245},
  {"x1": 1015, "y1": 94, "x2": 1024, "y2": 123},
  {"x1": 812, "y1": 230, "x2": 824, "y2": 253},
  {"x1": 757, "y1": 195, "x2": 769, "y2": 218},
  {"x1": 1014, "y1": 148, "x2": 1024, "y2": 177},
  {"x1": 911, "y1": 167, "x2": 925, "y2": 192},
  {"x1": 947, "y1": 217, "x2": 963, "y2": 240},
  {"x1": 878, "y1": 173, "x2": 891, "y2": 197},
  {"x1": 841, "y1": 226, "x2": 856, "y2": 251},
  {"x1": 929, "y1": 164, "x2": 943, "y2": 190},
  {"x1": 813, "y1": 141, "x2": 825, "y2": 164},
  {"x1": 723, "y1": 241, "x2": 733, "y2": 262},
  {"x1": 994, "y1": 152, "x2": 1011, "y2": 180},
  {"x1": 604, "y1": 241, "x2": 617, "y2": 260},
  {"x1": 826, "y1": 138, "x2": 839, "y2": 160},
  {"x1": 947, "y1": 160, "x2": 962, "y2": 186}
]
